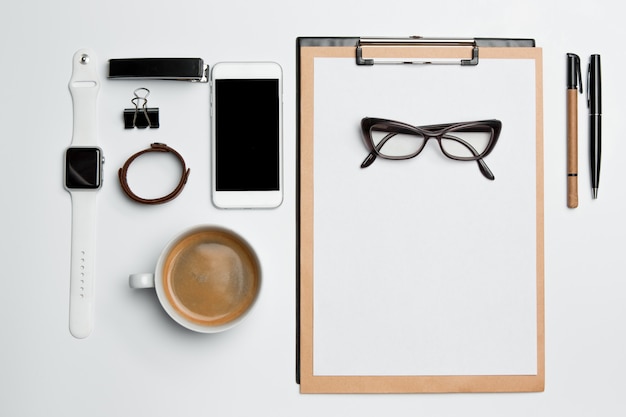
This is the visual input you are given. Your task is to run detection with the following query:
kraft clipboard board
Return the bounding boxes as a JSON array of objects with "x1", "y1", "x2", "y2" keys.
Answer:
[{"x1": 296, "y1": 37, "x2": 544, "y2": 394}]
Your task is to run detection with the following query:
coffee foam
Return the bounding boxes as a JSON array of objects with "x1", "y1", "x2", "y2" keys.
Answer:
[{"x1": 162, "y1": 229, "x2": 259, "y2": 327}]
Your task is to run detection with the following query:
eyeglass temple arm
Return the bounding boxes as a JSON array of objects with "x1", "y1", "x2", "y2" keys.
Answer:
[
  {"x1": 476, "y1": 158, "x2": 494, "y2": 180},
  {"x1": 360, "y1": 133, "x2": 495, "y2": 180},
  {"x1": 360, "y1": 133, "x2": 395, "y2": 168},
  {"x1": 446, "y1": 134, "x2": 495, "y2": 180},
  {"x1": 361, "y1": 151, "x2": 378, "y2": 168}
]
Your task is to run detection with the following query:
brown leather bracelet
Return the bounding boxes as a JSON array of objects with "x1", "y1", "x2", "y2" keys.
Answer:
[{"x1": 118, "y1": 143, "x2": 190, "y2": 204}]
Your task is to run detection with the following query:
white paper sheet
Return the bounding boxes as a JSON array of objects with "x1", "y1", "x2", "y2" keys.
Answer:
[{"x1": 312, "y1": 57, "x2": 538, "y2": 376}]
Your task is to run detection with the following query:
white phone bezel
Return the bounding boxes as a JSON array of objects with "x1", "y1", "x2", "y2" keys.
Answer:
[{"x1": 210, "y1": 62, "x2": 283, "y2": 209}]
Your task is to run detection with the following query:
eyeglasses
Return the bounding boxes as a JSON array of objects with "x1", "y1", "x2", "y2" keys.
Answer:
[{"x1": 360, "y1": 118, "x2": 502, "y2": 180}]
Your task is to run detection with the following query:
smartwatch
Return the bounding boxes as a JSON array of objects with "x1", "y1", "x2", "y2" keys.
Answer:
[{"x1": 64, "y1": 49, "x2": 103, "y2": 338}]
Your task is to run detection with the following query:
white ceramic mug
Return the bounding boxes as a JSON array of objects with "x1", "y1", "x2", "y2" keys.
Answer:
[{"x1": 129, "y1": 225, "x2": 261, "y2": 333}]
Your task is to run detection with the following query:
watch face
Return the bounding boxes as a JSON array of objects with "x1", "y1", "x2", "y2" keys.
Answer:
[{"x1": 65, "y1": 147, "x2": 102, "y2": 189}]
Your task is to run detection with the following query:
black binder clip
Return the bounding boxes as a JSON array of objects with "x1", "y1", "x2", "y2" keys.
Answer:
[{"x1": 124, "y1": 88, "x2": 159, "y2": 129}]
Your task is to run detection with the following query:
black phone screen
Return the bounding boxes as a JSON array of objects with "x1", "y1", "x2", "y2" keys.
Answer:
[{"x1": 214, "y1": 79, "x2": 280, "y2": 191}]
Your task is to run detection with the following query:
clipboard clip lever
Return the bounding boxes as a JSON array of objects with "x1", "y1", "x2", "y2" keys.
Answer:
[{"x1": 356, "y1": 37, "x2": 479, "y2": 66}]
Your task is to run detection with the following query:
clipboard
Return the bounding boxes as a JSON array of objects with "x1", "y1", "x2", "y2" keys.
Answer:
[{"x1": 296, "y1": 37, "x2": 544, "y2": 394}]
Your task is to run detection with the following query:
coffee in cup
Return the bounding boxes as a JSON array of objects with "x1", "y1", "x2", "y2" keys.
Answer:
[{"x1": 130, "y1": 225, "x2": 261, "y2": 333}]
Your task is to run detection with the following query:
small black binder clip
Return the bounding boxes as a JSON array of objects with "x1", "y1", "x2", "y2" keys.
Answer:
[{"x1": 124, "y1": 88, "x2": 159, "y2": 129}]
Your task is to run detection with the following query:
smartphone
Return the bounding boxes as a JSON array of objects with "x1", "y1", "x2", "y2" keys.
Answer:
[{"x1": 210, "y1": 62, "x2": 283, "y2": 208}]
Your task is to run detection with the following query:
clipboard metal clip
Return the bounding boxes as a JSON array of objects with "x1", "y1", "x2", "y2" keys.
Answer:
[{"x1": 356, "y1": 37, "x2": 479, "y2": 66}]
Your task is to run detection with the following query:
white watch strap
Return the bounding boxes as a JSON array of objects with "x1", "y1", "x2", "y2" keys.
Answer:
[
  {"x1": 69, "y1": 49, "x2": 100, "y2": 146},
  {"x1": 69, "y1": 192, "x2": 97, "y2": 338},
  {"x1": 68, "y1": 49, "x2": 100, "y2": 338}
]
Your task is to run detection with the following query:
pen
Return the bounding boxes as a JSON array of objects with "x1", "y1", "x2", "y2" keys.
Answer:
[
  {"x1": 566, "y1": 53, "x2": 582, "y2": 208},
  {"x1": 588, "y1": 54, "x2": 602, "y2": 199}
]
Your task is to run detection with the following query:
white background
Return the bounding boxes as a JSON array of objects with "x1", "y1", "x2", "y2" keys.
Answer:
[{"x1": 1, "y1": 1, "x2": 624, "y2": 416}]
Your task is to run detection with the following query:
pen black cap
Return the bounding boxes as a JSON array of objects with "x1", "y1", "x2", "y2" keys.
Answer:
[
  {"x1": 588, "y1": 54, "x2": 601, "y2": 113},
  {"x1": 566, "y1": 53, "x2": 582, "y2": 92}
]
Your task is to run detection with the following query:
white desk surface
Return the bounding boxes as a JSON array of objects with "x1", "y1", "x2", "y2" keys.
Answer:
[{"x1": 1, "y1": 1, "x2": 624, "y2": 415}]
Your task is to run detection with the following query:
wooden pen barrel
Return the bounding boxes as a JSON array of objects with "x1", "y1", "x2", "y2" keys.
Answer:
[{"x1": 567, "y1": 89, "x2": 578, "y2": 208}]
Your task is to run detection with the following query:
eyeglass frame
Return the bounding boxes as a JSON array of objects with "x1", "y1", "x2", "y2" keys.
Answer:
[{"x1": 360, "y1": 117, "x2": 502, "y2": 180}]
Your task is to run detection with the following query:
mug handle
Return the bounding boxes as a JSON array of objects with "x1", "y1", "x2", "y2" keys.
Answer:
[{"x1": 129, "y1": 273, "x2": 155, "y2": 289}]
